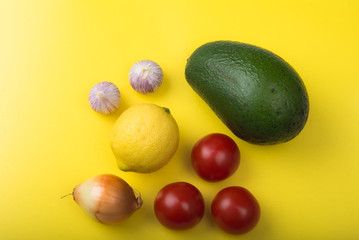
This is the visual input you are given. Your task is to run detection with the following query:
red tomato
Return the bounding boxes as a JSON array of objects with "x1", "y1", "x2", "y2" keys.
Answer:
[
  {"x1": 211, "y1": 186, "x2": 260, "y2": 235},
  {"x1": 154, "y1": 182, "x2": 205, "y2": 230},
  {"x1": 191, "y1": 133, "x2": 240, "y2": 182}
]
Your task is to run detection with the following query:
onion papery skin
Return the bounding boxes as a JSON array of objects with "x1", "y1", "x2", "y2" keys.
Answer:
[{"x1": 73, "y1": 174, "x2": 142, "y2": 224}]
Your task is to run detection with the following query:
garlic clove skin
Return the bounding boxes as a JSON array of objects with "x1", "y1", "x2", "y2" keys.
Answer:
[
  {"x1": 129, "y1": 60, "x2": 164, "y2": 94},
  {"x1": 73, "y1": 174, "x2": 142, "y2": 224},
  {"x1": 88, "y1": 82, "x2": 121, "y2": 114}
]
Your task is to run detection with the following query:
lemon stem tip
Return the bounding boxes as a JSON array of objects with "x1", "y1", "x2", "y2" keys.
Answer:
[{"x1": 163, "y1": 107, "x2": 170, "y2": 114}]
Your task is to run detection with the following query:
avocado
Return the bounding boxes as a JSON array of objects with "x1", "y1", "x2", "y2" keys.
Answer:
[{"x1": 185, "y1": 41, "x2": 309, "y2": 145}]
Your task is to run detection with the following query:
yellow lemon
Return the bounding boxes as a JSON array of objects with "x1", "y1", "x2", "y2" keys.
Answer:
[{"x1": 110, "y1": 103, "x2": 179, "y2": 173}]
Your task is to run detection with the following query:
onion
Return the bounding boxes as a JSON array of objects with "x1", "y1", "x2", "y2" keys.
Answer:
[
  {"x1": 129, "y1": 60, "x2": 163, "y2": 94},
  {"x1": 72, "y1": 174, "x2": 142, "y2": 224}
]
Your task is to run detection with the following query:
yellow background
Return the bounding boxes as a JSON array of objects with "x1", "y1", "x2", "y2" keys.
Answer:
[{"x1": 1, "y1": 0, "x2": 358, "y2": 239}]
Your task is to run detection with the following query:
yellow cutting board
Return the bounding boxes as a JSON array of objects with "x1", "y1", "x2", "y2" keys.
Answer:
[{"x1": 1, "y1": 0, "x2": 358, "y2": 239}]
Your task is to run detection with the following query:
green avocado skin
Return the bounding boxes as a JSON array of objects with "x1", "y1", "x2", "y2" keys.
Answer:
[{"x1": 185, "y1": 41, "x2": 309, "y2": 145}]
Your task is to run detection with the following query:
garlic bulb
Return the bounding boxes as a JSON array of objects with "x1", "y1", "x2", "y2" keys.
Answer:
[
  {"x1": 73, "y1": 174, "x2": 142, "y2": 224},
  {"x1": 88, "y1": 82, "x2": 121, "y2": 114},
  {"x1": 129, "y1": 60, "x2": 164, "y2": 94}
]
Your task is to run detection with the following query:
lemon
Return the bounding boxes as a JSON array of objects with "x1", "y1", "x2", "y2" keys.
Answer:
[{"x1": 110, "y1": 103, "x2": 179, "y2": 173}]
